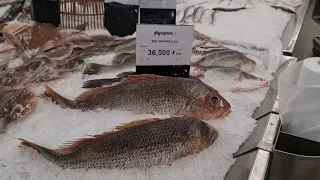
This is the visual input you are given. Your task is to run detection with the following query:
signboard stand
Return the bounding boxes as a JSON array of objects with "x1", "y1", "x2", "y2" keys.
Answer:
[{"x1": 137, "y1": 0, "x2": 193, "y2": 78}]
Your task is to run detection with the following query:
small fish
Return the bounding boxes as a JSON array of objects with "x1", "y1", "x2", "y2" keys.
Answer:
[
  {"x1": 18, "y1": 117, "x2": 218, "y2": 169},
  {"x1": 192, "y1": 66, "x2": 269, "y2": 93},
  {"x1": 212, "y1": 7, "x2": 246, "y2": 12},
  {"x1": 270, "y1": 5, "x2": 296, "y2": 14},
  {"x1": 107, "y1": 37, "x2": 136, "y2": 53},
  {"x1": 192, "y1": 47, "x2": 256, "y2": 73},
  {"x1": 44, "y1": 74, "x2": 231, "y2": 120},
  {"x1": 179, "y1": 5, "x2": 196, "y2": 23},
  {"x1": 83, "y1": 52, "x2": 135, "y2": 75},
  {"x1": 82, "y1": 78, "x2": 123, "y2": 88},
  {"x1": 0, "y1": 86, "x2": 38, "y2": 134}
]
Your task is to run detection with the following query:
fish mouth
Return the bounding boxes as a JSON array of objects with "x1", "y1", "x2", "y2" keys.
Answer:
[
  {"x1": 260, "y1": 80, "x2": 269, "y2": 88},
  {"x1": 217, "y1": 109, "x2": 232, "y2": 119}
]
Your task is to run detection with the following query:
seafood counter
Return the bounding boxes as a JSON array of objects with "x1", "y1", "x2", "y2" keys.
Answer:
[
  {"x1": 0, "y1": 1, "x2": 308, "y2": 180},
  {"x1": 0, "y1": 23, "x2": 275, "y2": 180}
]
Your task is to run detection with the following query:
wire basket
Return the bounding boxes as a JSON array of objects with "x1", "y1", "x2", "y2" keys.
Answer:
[{"x1": 59, "y1": 0, "x2": 104, "y2": 30}]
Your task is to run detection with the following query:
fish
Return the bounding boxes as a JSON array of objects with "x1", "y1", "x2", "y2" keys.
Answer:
[
  {"x1": 192, "y1": 46, "x2": 256, "y2": 73},
  {"x1": 37, "y1": 43, "x2": 75, "y2": 61},
  {"x1": 192, "y1": 66, "x2": 269, "y2": 93},
  {"x1": 179, "y1": 5, "x2": 196, "y2": 23},
  {"x1": 0, "y1": 0, "x2": 25, "y2": 23},
  {"x1": 18, "y1": 117, "x2": 218, "y2": 169},
  {"x1": 0, "y1": 86, "x2": 38, "y2": 134},
  {"x1": 44, "y1": 74, "x2": 231, "y2": 120},
  {"x1": 107, "y1": 37, "x2": 136, "y2": 53},
  {"x1": 2, "y1": 23, "x2": 62, "y2": 52},
  {"x1": 212, "y1": 7, "x2": 247, "y2": 12},
  {"x1": 270, "y1": 5, "x2": 296, "y2": 14},
  {"x1": 0, "y1": 47, "x2": 18, "y2": 70},
  {"x1": 83, "y1": 52, "x2": 136, "y2": 75}
]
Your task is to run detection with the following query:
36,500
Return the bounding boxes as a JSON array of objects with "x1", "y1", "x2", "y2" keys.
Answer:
[{"x1": 147, "y1": 50, "x2": 175, "y2": 56}]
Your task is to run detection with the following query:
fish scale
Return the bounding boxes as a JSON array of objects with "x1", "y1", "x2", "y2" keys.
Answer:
[
  {"x1": 19, "y1": 117, "x2": 219, "y2": 170},
  {"x1": 193, "y1": 48, "x2": 256, "y2": 73},
  {"x1": 45, "y1": 75, "x2": 231, "y2": 120}
]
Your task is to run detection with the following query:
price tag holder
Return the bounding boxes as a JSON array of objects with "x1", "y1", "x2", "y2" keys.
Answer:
[
  {"x1": 136, "y1": 24, "x2": 194, "y2": 77},
  {"x1": 139, "y1": 0, "x2": 176, "y2": 24}
]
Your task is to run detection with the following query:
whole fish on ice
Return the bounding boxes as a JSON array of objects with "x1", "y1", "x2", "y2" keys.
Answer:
[
  {"x1": 18, "y1": 117, "x2": 218, "y2": 169},
  {"x1": 192, "y1": 46, "x2": 256, "y2": 74},
  {"x1": 83, "y1": 52, "x2": 136, "y2": 75},
  {"x1": 44, "y1": 74, "x2": 231, "y2": 120},
  {"x1": 193, "y1": 66, "x2": 269, "y2": 93},
  {"x1": 0, "y1": 86, "x2": 38, "y2": 134}
]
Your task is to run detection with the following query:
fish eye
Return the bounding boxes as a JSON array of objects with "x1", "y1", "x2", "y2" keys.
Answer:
[{"x1": 210, "y1": 96, "x2": 219, "y2": 104}]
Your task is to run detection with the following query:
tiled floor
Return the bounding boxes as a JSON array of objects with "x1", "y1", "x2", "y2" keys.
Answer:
[{"x1": 293, "y1": 0, "x2": 320, "y2": 60}]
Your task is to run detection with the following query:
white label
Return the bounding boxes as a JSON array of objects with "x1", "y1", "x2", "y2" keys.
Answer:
[
  {"x1": 140, "y1": 0, "x2": 176, "y2": 9},
  {"x1": 136, "y1": 24, "x2": 194, "y2": 66},
  {"x1": 104, "y1": 0, "x2": 139, "y2": 5}
]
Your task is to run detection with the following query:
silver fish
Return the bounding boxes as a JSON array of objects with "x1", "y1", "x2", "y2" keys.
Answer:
[
  {"x1": 193, "y1": 66, "x2": 269, "y2": 93},
  {"x1": 192, "y1": 47, "x2": 256, "y2": 73}
]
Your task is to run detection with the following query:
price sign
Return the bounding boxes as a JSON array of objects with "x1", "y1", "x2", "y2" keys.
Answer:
[
  {"x1": 136, "y1": 24, "x2": 194, "y2": 68},
  {"x1": 140, "y1": 0, "x2": 176, "y2": 9}
]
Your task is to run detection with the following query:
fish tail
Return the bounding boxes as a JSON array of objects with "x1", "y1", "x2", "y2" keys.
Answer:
[
  {"x1": 44, "y1": 85, "x2": 79, "y2": 109},
  {"x1": 83, "y1": 63, "x2": 105, "y2": 75},
  {"x1": 82, "y1": 78, "x2": 122, "y2": 88},
  {"x1": 18, "y1": 138, "x2": 60, "y2": 160}
]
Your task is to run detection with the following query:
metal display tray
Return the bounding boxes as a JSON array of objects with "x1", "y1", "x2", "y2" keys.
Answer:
[
  {"x1": 281, "y1": 0, "x2": 310, "y2": 55},
  {"x1": 223, "y1": 56, "x2": 297, "y2": 180}
]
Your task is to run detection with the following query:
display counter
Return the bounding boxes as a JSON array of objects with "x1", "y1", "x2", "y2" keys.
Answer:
[{"x1": 224, "y1": 56, "x2": 297, "y2": 180}]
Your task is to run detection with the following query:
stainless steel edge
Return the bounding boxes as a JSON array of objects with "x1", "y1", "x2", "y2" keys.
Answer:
[
  {"x1": 224, "y1": 113, "x2": 280, "y2": 180},
  {"x1": 224, "y1": 56, "x2": 298, "y2": 180},
  {"x1": 248, "y1": 150, "x2": 271, "y2": 180},
  {"x1": 233, "y1": 113, "x2": 280, "y2": 157},
  {"x1": 252, "y1": 56, "x2": 297, "y2": 119},
  {"x1": 282, "y1": 0, "x2": 310, "y2": 55}
]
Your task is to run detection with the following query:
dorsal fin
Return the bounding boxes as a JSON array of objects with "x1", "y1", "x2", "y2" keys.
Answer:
[
  {"x1": 119, "y1": 74, "x2": 163, "y2": 84},
  {"x1": 115, "y1": 118, "x2": 162, "y2": 131},
  {"x1": 54, "y1": 118, "x2": 162, "y2": 154},
  {"x1": 55, "y1": 137, "x2": 94, "y2": 154},
  {"x1": 76, "y1": 74, "x2": 164, "y2": 102},
  {"x1": 55, "y1": 131, "x2": 115, "y2": 154},
  {"x1": 74, "y1": 87, "x2": 103, "y2": 102}
]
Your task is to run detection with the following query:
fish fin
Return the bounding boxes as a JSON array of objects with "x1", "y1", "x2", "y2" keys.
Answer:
[
  {"x1": 115, "y1": 118, "x2": 162, "y2": 131},
  {"x1": 74, "y1": 88, "x2": 102, "y2": 102},
  {"x1": 18, "y1": 138, "x2": 43, "y2": 153},
  {"x1": 83, "y1": 63, "x2": 105, "y2": 75},
  {"x1": 44, "y1": 85, "x2": 78, "y2": 108},
  {"x1": 116, "y1": 71, "x2": 137, "y2": 78},
  {"x1": 120, "y1": 74, "x2": 163, "y2": 84},
  {"x1": 56, "y1": 130, "x2": 117, "y2": 154},
  {"x1": 82, "y1": 78, "x2": 122, "y2": 88},
  {"x1": 18, "y1": 138, "x2": 57, "y2": 156},
  {"x1": 77, "y1": 74, "x2": 163, "y2": 102},
  {"x1": 55, "y1": 138, "x2": 94, "y2": 154}
]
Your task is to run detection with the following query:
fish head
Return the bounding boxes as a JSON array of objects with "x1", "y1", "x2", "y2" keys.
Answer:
[
  {"x1": 238, "y1": 55, "x2": 256, "y2": 72},
  {"x1": 198, "y1": 121, "x2": 219, "y2": 146},
  {"x1": 190, "y1": 88, "x2": 231, "y2": 120},
  {"x1": 238, "y1": 72, "x2": 269, "y2": 91}
]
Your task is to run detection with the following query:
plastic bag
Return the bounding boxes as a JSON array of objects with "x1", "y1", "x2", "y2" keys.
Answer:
[{"x1": 279, "y1": 58, "x2": 320, "y2": 142}]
